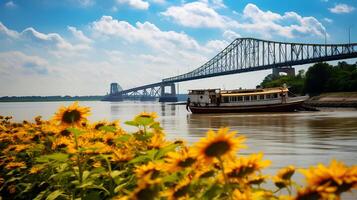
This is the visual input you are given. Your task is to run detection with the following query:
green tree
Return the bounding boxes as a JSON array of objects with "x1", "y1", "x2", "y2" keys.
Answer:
[{"x1": 304, "y1": 63, "x2": 333, "y2": 95}]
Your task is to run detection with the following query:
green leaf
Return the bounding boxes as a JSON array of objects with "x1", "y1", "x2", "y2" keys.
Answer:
[
  {"x1": 99, "y1": 125, "x2": 116, "y2": 132},
  {"x1": 149, "y1": 122, "x2": 163, "y2": 130},
  {"x1": 110, "y1": 170, "x2": 123, "y2": 179},
  {"x1": 115, "y1": 135, "x2": 131, "y2": 142},
  {"x1": 154, "y1": 143, "x2": 179, "y2": 160},
  {"x1": 36, "y1": 153, "x2": 69, "y2": 163},
  {"x1": 135, "y1": 117, "x2": 154, "y2": 126},
  {"x1": 134, "y1": 132, "x2": 153, "y2": 141},
  {"x1": 67, "y1": 127, "x2": 84, "y2": 137},
  {"x1": 201, "y1": 184, "x2": 222, "y2": 200},
  {"x1": 46, "y1": 190, "x2": 64, "y2": 200},
  {"x1": 124, "y1": 120, "x2": 139, "y2": 127},
  {"x1": 128, "y1": 154, "x2": 151, "y2": 164}
]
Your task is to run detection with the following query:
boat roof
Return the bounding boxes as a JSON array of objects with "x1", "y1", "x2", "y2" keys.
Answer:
[{"x1": 221, "y1": 87, "x2": 288, "y2": 97}]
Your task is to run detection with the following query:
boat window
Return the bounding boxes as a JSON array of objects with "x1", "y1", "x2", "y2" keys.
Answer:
[
  {"x1": 237, "y1": 96, "x2": 243, "y2": 101},
  {"x1": 266, "y1": 94, "x2": 271, "y2": 99},
  {"x1": 251, "y1": 95, "x2": 257, "y2": 101},
  {"x1": 224, "y1": 97, "x2": 229, "y2": 103},
  {"x1": 259, "y1": 95, "x2": 265, "y2": 100},
  {"x1": 243, "y1": 96, "x2": 250, "y2": 101},
  {"x1": 273, "y1": 93, "x2": 278, "y2": 98}
]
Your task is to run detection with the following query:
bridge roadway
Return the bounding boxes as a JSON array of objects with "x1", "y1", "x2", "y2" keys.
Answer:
[{"x1": 112, "y1": 38, "x2": 357, "y2": 99}]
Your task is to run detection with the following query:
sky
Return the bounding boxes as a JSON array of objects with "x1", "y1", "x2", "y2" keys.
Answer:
[{"x1": 0, "y1": 0, "x2": 356, "y2": 96}]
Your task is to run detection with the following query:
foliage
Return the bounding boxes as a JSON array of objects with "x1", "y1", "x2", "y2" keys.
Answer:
[
  {"x1": 1, "y1": 103, "x2": 357, "y2": 200},
  {"x1": 261, "y1": 70, "x2": 305, "y2": 95},
  {"x1": 261, "y1": 62, "x2": 357, "y2": 96}
]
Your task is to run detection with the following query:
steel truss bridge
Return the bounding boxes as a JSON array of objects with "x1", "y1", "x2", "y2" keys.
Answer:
[{"x1": 104, "y1": 38, "x2": 357, "y2": 102}]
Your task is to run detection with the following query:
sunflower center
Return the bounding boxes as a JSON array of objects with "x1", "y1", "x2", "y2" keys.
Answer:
[
  {"x1": 178, "y1": 157, "x2": 196, "y2": 168},
  {"x1": 62, "y1": 110, "x2": 81, "y2": 124},
  {"x1": 173, "y1": 185, "x2": 190, "y2": 198},
  {"x1": 136, "y1": 187, "x2": 156, "y2": 200},
  {"x1": 94, "y1": 123, "x2": 105, "y2": 130},
  {"x1": 204, "y1": 141, "x2": 230, "y2": 157}
]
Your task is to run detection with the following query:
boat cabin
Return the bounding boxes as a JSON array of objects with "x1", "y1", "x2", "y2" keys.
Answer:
[{"x1": 188, "y1": 87, "x2": 289, "y2": 107}]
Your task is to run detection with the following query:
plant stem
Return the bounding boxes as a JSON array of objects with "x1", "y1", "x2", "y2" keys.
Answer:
[{"x1": 217, "y1": 156, "x2": 232, "y2": 199}]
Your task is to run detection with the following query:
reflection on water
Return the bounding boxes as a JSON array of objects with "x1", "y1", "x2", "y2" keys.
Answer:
[
  {"x1": 1, "y1": 101, "x2": 357, "y2": 198},
  {"x1": 1, "y1": 102, "x2": 357, "y2": 168}
]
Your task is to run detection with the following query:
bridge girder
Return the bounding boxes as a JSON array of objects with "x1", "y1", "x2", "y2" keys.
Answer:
[
  {"x1": 162, "y1": 38, "x2": 357, "y2": 83},
  {"x1": 111, "y1": 38, "x2": 357, "y2": 98}
]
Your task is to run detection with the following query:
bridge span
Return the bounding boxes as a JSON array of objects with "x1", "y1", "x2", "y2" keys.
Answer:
[{"x1": 103, "y1": 37, "x2": 357, "y2": 102}]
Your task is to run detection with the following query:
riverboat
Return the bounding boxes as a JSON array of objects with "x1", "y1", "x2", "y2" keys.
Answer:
[{"x1": 186, "y1": 87, "x2": 308, "y2": 114}]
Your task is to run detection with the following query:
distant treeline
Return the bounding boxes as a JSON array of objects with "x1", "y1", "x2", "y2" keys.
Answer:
[
  {"x1": 260, "y1": 61, "x2": 357, "y2": 95},
  {"x1": 0, "y1": 95, "x2": 105, "y2": 102}
]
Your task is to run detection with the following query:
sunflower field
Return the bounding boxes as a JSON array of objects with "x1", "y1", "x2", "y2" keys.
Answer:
[{"x1": 1, "y1": 102, "x2": 357, "y2": 200}]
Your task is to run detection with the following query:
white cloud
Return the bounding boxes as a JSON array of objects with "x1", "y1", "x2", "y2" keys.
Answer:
[
  {"x1": 5, "y1": 1, "x2": 16, "y2": 8},
  {"x1": 68, "y1": 26, "x2": 93, "y2": 43},
  {"x1": 161, "y1": 1, "x2": 234, "y2": 28},
  {"x1": 323, "y1": 18, "x2": 333, "y2": 23},
  {"x1": 150, "y1": 0, "x2": 165, "y2": 4},
  {"x1": 223, "y1": 30, "x2": 241, "y2": 41},
  {"x1": 21, "y1": 27, "x2": 91, "y2": 53},
  {"x1": 205, "y1": 40, "x2": 229, "y2": 52},
  {"x1": 0, "y1": 51, "x2": 49, "y2": 75},
  {"x1": 0, "y1": 22, "x2": 91, "y2": 58},
  {"x1": 92, "y1": 16, "x2": 200, "y2": 51},
  {"x1": 199, "y1": 0, "x2": 226, "y2": 9},
  {"x1": 116, "y1": 0, "x2": 149, "y2": 10},
  {"x1": 329, "y1": 4, "x2": 355, "y2": 14},
  {"x1": 161, "y1": 3, "x2": 325, "y2": 39},
  {"x1": 238, "y1": 4, "x2": 326, "y2": 38},
  {"x1": 0, "y1": 22, "x2": 19, "y2": 38}
]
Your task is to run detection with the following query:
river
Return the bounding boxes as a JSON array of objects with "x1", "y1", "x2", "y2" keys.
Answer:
[{"x1": 1, "y1": 101, "x2": 357, "y2": 198}]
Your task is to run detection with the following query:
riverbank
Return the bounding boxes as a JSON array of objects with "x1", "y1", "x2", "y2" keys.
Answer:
[{"x1": 305, "y1": 92, "x2": 357, "y2": 108}]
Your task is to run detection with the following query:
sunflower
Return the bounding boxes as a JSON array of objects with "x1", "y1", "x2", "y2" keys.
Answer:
[
  {"x1": 277, "y1": 165, "x2": 295, "y2": 180},
  {"x1": 162, "y1": 177, "x2": 191, "y2": 200},
  {"x1": 53, "y1": 102, "x2": 90, "y2": 127},
  {"x1": 29, "y1": 166, "x2": 42, "y2": 174},
  {"x1": 164, "y1": 147, "x2": 197, "y2": 172},
  {"x1": 112, "y1": 148, "x2": 134, "y2": 162},
  {"x1": 129, "y1": 173, "x2": 161, "y2": 200},
  {"x1": 92, "y1": 120, "x2": 109, "y2": 130},
  {"x1": 135, "y1": 112, "x2": 158, "y2": 120},
  {"x1": 5, "y1": 161, "x2": 26, "y2": 170},
  {"x1": 300, "y1": 160, "x2": 357, "y2": 195},
  {"x1": 192, "y1": 128, "x2": 246, "y2": 164},
  {"x1": 148, "y1": 133, "x2": 170, "y2": 149},
  {"x1": 273, "y1": 165, "x2": 295, "y2": 189},
  {"x1": 135, "y1": 162, "x2": 163, "y2": 179},
  {"x1": 225, "y1": 153, "x2": 271, "y2": 179}
]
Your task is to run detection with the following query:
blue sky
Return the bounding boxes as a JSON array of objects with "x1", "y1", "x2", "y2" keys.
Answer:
[{"x1": 0, "y1": 0, "x2": 356, "y2": 96}]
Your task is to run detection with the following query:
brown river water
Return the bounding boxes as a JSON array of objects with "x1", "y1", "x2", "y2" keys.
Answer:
[{"x1": 1, "y1": 101, "x2": 357, "y2": 198}]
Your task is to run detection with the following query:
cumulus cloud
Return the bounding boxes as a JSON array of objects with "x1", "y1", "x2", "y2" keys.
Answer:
[
  {"x1": 161, "y1": 2, "x2": 325, "y2": 39},
  {"x1": 92, "y1": 16, "x2": 200, "y2": 51},
  {"x1": 0, "y1": 22, "x2": 91, "y2": 57},
  {"x1": 0, "y1": 22, "x2": 19, "y2": 38},
  {"x1": 116, "y1": 0, "x2": 149, "y2": 10},
  {"x1": 237, "y1": 4, "x2": 326, "y2": 38},
  {"x1": 329, "y1": 4, "x2": 355, "y2": 14},
  {"x1": 68, "y1": 26, "x2": 92, "y2": 43},
  {"x1": 161, "y1": 1, "x2": 234, "y2": 28},
  {"x1": 223, "y1": 30, "x2": 241, "y2": 41},
  {"x1": 0, "y1": 51, "x2": 49, "y2": 75}
]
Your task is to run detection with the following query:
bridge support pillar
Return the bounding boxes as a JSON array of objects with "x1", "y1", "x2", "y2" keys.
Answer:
[
  {"x1": 273, "y1": 66, "x2": 295, "y2": 77},
  {"x1": 159, "y1": 83, "x2": 178, "y2": 102}
]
